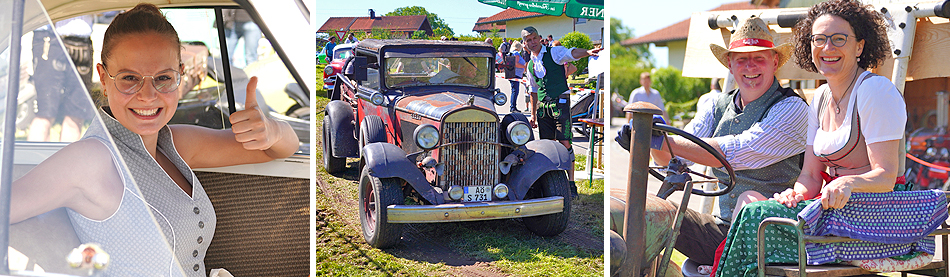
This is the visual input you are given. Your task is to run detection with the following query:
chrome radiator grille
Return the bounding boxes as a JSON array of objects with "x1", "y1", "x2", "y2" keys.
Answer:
[{"x1": 440, "y1": 121, "x2": 499, "y2": 188}]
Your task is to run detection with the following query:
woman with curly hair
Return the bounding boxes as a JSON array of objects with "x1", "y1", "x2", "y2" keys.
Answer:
[{"x1": 714, "y1": 0, "x2": 944, "y2": 275}]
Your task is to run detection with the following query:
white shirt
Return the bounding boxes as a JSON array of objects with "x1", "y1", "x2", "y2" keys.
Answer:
[
  {"x1": 696, "y1": 89, "x2": 722, "y2": 116},
  {"x1": 808, "y1": 71, "x2": 906, "y2": 155},
  {"x1": 628, "y1": 87, "x2": 665, "y2": 112},
  {"x1": 526, "y1": 45, "x2": 580, "y2": 93},
  {"x1": 684, "y1": 90, "x2": 809, "y2": 170}
]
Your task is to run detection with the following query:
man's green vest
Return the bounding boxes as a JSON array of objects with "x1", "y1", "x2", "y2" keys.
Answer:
[{"x1": 527, "y1": 46, "x2": 569, "y2": 102}]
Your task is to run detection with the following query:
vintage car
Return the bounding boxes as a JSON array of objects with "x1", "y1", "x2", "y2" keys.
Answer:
[
  {"x1": 322, "y1": 39, "x2": 574, "y2": 248},
  {"x1": 322, "y1": 42, "x2": 356, "y2": 93},
  {"x1": 0, "y1": 0, "x2": 312, "y2": 276}
]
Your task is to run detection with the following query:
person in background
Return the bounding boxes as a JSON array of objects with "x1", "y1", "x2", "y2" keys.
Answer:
[
  {"x1": 696, "y1": 77, "x2": 723, "y2": 115},
  {"x1": 499, "y1": 37, "x2": 511, "y2": 55},
  {"x1": 323, "y1": 36, "x2": 337, "y2": 63},
  {"x1": 522, "y1": 26, "x2": 602, "y2": 198},
  {"x1": 626, "y1": 71, "x2": 667, "y2": 121},
  {"x1": 345, "y1": 33, "x2": 359, "y2": 44},
  {"x1": 28, "y1": 15, "x2": 95, "y2": 142},
  {"x1": 504, "y1": 41, "x2": 527, "y2": 113},
  {"x1": 223, "y1": 9, "x2": 261, "y2": 68}
]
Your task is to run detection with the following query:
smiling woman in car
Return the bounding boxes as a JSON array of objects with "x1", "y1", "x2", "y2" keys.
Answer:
[{"x1": 9, "y1": 3, "x2": 298, "y2": 276}]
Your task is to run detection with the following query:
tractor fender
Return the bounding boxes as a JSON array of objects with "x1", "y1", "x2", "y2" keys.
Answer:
[
  {"x1": 326, "y1": 100, "x2": 358, "y2": 158},
  {"x1": 361, "y1": 142, "x2": 443, "y2": 205},
  {"x1": 508, "y1": 140, "x2": 573, "y2": 200}
]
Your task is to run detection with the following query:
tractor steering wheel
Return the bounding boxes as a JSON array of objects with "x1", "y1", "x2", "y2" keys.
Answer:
[{"x1": 648, "y1": 123, "x2": 736, "y2": 197}]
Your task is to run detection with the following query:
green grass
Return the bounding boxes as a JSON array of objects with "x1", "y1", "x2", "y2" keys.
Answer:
[
  {"x1": 314, "y1": 93, "x2": 603, "y2": 276},
  {"x1": 574, "y1": 154, "x2": 601, "y2": 172}
]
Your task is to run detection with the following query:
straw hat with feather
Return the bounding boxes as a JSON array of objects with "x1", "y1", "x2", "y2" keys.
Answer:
[{"x1": 709, "y1": 17, "x2": 793, "y2": 69}]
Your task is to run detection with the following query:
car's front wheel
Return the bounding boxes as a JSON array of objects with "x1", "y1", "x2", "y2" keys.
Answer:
[
  {"x1": 322, "y1": 117, "x2": 346, "y2": 173},
  {"x1": 358, "y1": 167, "x2": 404, "y2": 248},
  {"x1": 523, "y1": 170, "x2": 571, "y2": 236}
]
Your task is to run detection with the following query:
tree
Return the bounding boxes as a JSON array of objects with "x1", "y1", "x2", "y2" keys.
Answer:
[
  {"x1": 609, "y1": 17, "x2": 655, "y2": 102},
  {"x1": 651, "y1": 67, "x2": 709, "y2": 121},
  {"x1": 433, "y1": 28, "x2": 453, "y2": 39},
  {"x1": 411, "y1": 30, "x2": 428, "y2": 40},
  {"x1": 558, "y1": 32, "x2": 594, "y2": 77},
  {"x1": 386, "y1": 6, "x2": 454, "y2": 36},
  {"x1": 369, "y1": 27, "x2": 396, "y2": 39}
]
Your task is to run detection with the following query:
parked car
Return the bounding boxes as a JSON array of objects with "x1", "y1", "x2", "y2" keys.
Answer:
[
  {"x1": 1, "y1": 0, "x2": 312, "y2": 276},
  {"x1": 322, "y1": 39, "x2": 574, "y2": 248},
  {"x1": 322, "y1": 42, "x2": 356, "y2": 95}
]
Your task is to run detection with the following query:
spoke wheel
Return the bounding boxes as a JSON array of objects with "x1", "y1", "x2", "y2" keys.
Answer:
[{"x1": 358, "y1": 167, "x2": 404, "y2": 248}]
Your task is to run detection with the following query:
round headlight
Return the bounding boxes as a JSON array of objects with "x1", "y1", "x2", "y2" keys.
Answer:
[
  {"x1": 448, "y1": 185, "x2": 463, "y2": 200},
  {"x1": 324, "y1": 66, "x2": 334, "y2": 76},
  {"x1": 493, "y1": 92, "x2": 508, "y2": 106},
  {"x1": 370, "y1": 92, "x2": 385, "y2": 106},
  {"x1": 494, "y1": 183, "x2": 509, "y2": 199},
  {"x1": 927, "y1": 147, "x2": 937, "y2": 157},
  {"x1": 414, "y1": 124, "x2": 440, "y2": 149},
  {"x1": 941, "y1": 148, "x2": 949, "y2": 159},
  {"x1": 507, "y1": 121, "x2": 531, "y2": 146}
]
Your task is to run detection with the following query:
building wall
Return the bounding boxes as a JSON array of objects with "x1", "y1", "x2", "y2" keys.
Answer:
[
  {"x1": 503, "y1": 16, "x2": 603, "y2": 42},
  {"x1": 666, "y1": 40, "x2": 687, "y2": 71}
]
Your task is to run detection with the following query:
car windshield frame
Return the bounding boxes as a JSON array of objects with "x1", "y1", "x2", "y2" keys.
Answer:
[{"x1": 381, "y1": 47, "x2": 494, "y2": 90}]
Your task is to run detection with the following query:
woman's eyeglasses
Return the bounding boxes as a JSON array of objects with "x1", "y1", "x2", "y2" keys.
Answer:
[
  {"x1": 100, "y1": 64, "x2": 181, "y2": 95},
  {"x1": 811, "y1": 33, "x2": 851, "y2": 48}
]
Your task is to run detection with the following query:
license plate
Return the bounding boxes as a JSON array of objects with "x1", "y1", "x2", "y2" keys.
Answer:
[{"x1": 463, "y1": 186, "x2": 491, "y2": 202}]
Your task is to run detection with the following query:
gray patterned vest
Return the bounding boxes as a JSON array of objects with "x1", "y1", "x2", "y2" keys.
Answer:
[
  {"x1": 711, "y1": 79, "x2": 803, "y2": 221},
  {"x1": 68, "y1": 108, "x2": 216, "y2": 276}
]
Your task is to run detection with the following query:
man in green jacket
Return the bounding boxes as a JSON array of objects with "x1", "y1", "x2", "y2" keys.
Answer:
[{"x1": 522, "y1": 26, "x2": 602, "y2": 196}]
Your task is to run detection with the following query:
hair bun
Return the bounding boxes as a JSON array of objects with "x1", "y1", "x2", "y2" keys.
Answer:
[{"x1": 127, "y1": 3, "x2": 162, "y2": 15}]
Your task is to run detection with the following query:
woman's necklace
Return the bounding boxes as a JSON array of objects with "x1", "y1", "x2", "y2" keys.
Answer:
[{"x1": 831, "y1": 69, "x2": 860, "y2": 114}]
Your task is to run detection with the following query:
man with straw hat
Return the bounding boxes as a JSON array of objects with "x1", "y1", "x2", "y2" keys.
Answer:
[{"x1": 614, "y1": 16, "x2": 808, "y2": 268}]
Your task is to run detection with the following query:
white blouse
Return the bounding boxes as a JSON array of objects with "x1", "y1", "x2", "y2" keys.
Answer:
[{"x1": 807, "y1": 71, "x2": 906, "y2": 156}]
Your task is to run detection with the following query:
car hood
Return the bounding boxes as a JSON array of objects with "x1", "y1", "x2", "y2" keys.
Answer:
[{"x1": 398, "y1": 90, "x2": 497, "y2": 121}]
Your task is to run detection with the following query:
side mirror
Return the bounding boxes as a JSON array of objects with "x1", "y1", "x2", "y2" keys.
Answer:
[{"x1": 349, "y1": 56, "x2": 367, "y2": 82}]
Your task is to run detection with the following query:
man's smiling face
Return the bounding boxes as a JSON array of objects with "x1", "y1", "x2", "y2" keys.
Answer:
[{"x1": 727, "y1": 50, "x2": 778, "y2": 93}]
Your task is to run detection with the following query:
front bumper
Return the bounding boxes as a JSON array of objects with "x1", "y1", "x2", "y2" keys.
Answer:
[
  {"x1": 386, "y1": 196, "x2": 564, "y2": 223},
  {"x1": 323, "y1": 76, "x2": 336, "y2": 90}
]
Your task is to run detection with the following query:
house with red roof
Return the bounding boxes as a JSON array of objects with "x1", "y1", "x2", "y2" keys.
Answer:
[
  {"x1": 621, "y1": 1, "x2": 771, "y2": 70},
  {"x1": 473, "y1": 8, "x2": 603, "y2": 44},
  {"x1": 318, "y1": 14, "x2": 433, "y2": 39},
  {"x1": 472, "y1": 17, "x2": 505, "y2": 36}
]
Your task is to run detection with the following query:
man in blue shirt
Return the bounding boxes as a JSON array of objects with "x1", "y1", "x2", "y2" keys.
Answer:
[{"x1": 323, "y1": 36, "x2": 337, "y2": 63}]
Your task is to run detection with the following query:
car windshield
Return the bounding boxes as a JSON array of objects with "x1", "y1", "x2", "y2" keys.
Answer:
[
  {"x1": 385, "y1": 56, "x2": 491, "y2": 89},
  {"x1": 333, "y1": 46, "x2": 352, "y2": 60}
]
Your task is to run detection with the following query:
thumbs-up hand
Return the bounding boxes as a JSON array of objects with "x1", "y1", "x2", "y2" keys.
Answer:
[{"x1": 229, "y1": 76, "x2": 282, "y2": 151}]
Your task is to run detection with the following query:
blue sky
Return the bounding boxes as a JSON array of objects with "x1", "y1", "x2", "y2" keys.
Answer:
[
  {"x1": 610, "y1": 0, "x2": 740, "y2": 68},
  {"x1": 315, "y1": 0, "x2": 507, "y2": 37}
]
